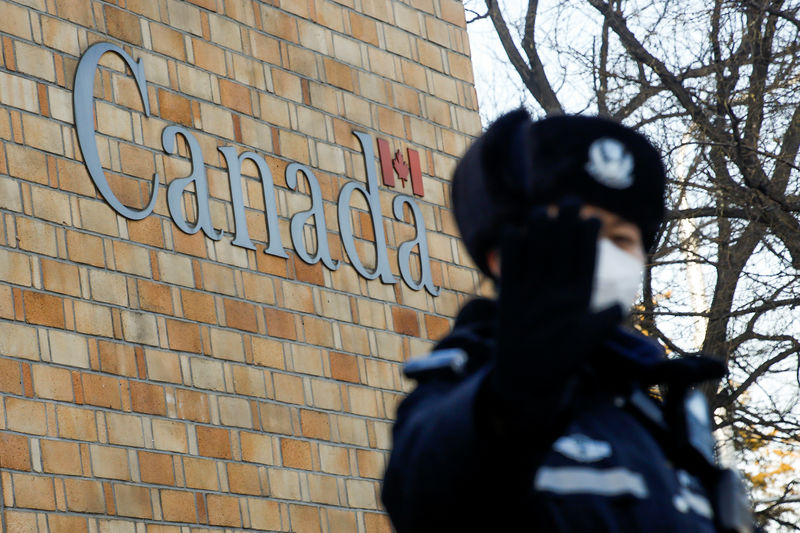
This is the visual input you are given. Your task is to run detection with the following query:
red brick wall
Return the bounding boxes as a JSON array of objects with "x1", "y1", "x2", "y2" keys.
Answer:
[{"x1": 0, "y1": 0, "x2": 485, "y2": 531}]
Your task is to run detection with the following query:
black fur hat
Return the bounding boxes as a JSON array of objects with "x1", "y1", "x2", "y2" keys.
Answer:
[{"x1": 452, "y1": 109, "x2": 666, "y2": 275}]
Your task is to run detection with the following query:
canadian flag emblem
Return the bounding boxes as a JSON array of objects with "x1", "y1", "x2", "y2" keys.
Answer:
[{"x1": 376, "y1": 138, "x2": 424, "y2": 197}]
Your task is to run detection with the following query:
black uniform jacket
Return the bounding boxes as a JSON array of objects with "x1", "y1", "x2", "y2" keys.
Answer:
[{"x1": 382, "y1": 298, "x2": 725, "y2": 533}]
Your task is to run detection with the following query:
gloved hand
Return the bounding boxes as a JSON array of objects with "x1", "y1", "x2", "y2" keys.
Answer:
[{"x1": 490, "y1": 199, "x2": 623, "y2": 418}]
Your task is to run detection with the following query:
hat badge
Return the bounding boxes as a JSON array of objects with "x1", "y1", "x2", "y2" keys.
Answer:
[{"x1": 585, "y1": 137, "x2": 634, "y2": 189}]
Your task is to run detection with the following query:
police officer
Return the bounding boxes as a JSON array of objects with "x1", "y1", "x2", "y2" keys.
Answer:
[{"x1": 381, "y1": 110, "x2": 756, "y2": 532}]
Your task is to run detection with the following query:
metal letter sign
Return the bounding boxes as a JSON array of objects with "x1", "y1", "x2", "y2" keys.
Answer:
[
  {"x1": 72, "y1": 42, "x2": 439, "y2": 296},
  {"x1": 74, "y1": 42, "x2": 159, "y2": 219}
]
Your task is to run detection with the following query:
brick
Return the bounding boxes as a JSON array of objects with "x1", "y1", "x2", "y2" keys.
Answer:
[
  {"x1": 249, "y1": 31, "x2": 281, "y2": 64},
  {"x1": 0, "y1": 358, "x2": 23, "y2": 395},
  {"x1": 280, "y1": 438, "x2": 312, "y2": 470},
  {"x1": 223, "y1": 298, "x2": 258, "y2": 332},
  {"x1": 289, "y1": 504, "x2": 321, "y2": 533},
  {"x1": 102, "y1": 5, "x2": 143, "y2": 44},
  {"x1": 0, "y1": 324, "x2": 35, "y2": 363},
  {"x1": 156, "y1": 251, "x2": 193, "y2": 288},
  {"x1": 41, "y1": 259, "x2": 80, "y2": 297},
  {"x1": 16, "y1": 215, "x2": 57, "y2": 255},
  {"x1": 130, "y1": 381, "x2": 166, "y2": 415},
  {"x1": 115, "y1": 484, "x2": 152, "y2": 518},
  {"x1": 49, "y1": 330, "x2": 89, "y2": 368},
  {"x1": 190, "y1": 358, "x2": 225, "y2": 391},
  {"x1": 0, "y1": 433, "x2": 30, "y2": 470},
  {"x1": 192, "y1": 38, "x2": 226, "y2": 74},
  {"x1": 106, "y1": 412, "x2": 144, "y2": 447},
  {"x1": 143, "y1": 348, "x2": 182, "y2": 383},
  {"x1": 160, "y1": 489, "x2": 197, "y2": 523},
  {"x1": 267, "y1": 468, "x2": 301, "y2": 500},
  {"x1": 77, "y1": 198, "x2": 120, "y2": 237},
  {"x1": 328, "y1": 508, "x2": 358, "y2": 533},
  {"x1": 218, "y1": 395, "x2": 252, "y2": 428},
  {"x1": 364, "y1": 512, "x2": 393, "y2": 533},
  {"x1": 7, "y1": 144, "x2": 48, "y2": 184},
  {"x1": 330, "y1": 352, "x2": 359, "y2": 383},
  {"x1": 31, "y1": 185, "x2": 71, "y2": 224},
  {"x1": 300, "y1": 409, "x2": 330, "y2": 440},
  {"x1": 57, "y1": 405, "x2": 98, "y2": 441},
  {"x1": 171, "y1": 229, "x2": 208, "y2": 258},
  {"x1": 66, "y1": 230, "x2": 106, "y2": 267},
  {"x1": 357, "y1": 449, "x2": 385, "y2": 479},
  {"x1": 424, "y1": 313, "x2": 450, "y2": 340},
  {"x1": 90, "y1": 445, "x2": 130, "y2": 480},
  {"x1": 112, "y1": 241, "x2": 151, "y2": 277},
  {"x1": 166, "y1": 319, "x2": 202, "y2": 353},
  {"x1": 301, "y1": 315, "x2": 334, "y2": 347},
  {"x1": 240, "y1": 431, "x2": 274, "y2": 465},
  {"x1": 158, "y1": 89, "x2": 193, "y2": 127},
  {"x1": 232, "y1": 365, "x2": 266, "y2": 398},
  {"x1": 219, "y1": 78, "x2": 252, "y2": 114},
  {"x1": 127, "y1": 217, "x2": 165, "y2": 248},
  {"x1": 23, "y1": 290, "x2": 65, "y2": 328},
  {"x1": 64, "y1": 478, "x2": 105, "y2": 513},
  {"x1": 0, "y1": 3, "x2": 32, "y2": 40},
  {"x1": 0, "y1": 175, "x2": 22, "y2": 212},
  {"x1": 98, "y1": 341, "x2": 137, "y2": 377},
  {"x1": 138, "y1": 451, "x2": 175, "y2": 485},
  {"x1": 323, "y1": 57, "x2": 354, "y2": 92},
  {"x1": 4, "y1": 511, "x2": 37, "y2": 532},
  {"x1": 392, "y1": 306, "x2": 420, "y2": 336},
  {"x1": 261, "y1": 7, "x2": 299, "y2": 42},
  {"x1": 290, "y1": 345, "x2": 323, "y2": 376},
  {"x1": 152, "y1": 419, "x2": 188, "y2": 453},
  {"x1": 89, "y1": 270, "x2": 129, "y2": 307},
  {"x1": 183, "y1": 456, "x2": 219, "y2": 490},
  {"x1": 264, "y1": 308, "x2": 297, "y2": 340},
  {"x1": 197, "y1": 426, "x2": 231, "y2": 459},
  {"x1": 273, "y1": 373, "x2": 305, "y2": 405},
  {"x1": 56, "y1": 157, "x2": 94, "y2": 196},
  {"x1": 32, "y1": 365, "x2": 73, "y2": 401},
  {"x1": 251, "y1": 336, "x2": 285, "y2": 369},
  {"x1": 310, "y1": 378, "x2": 341, "y2": 411},
  {"x1": 207, "y1": 494, "x2": 242, "y2": 527},
  {"x1": 175, "y1": 388, "x2": 211, "y2": 422},
  {"x1": 226, "y1": 462, "x2": 262, "y2": 495},
  {"x1": 82, "y1": 373, "x2": 123, "y2": 409},
  {"x1": 180, "y1": 289, "x2": 216, "y2": 323},
  {"x1": 13, "y1": 473, "x2": 55, "y2": 510},
  {"x1": 199, "y1": 262, "x2": 236, "y2": 295},
  {"x1": 74, "y1": 301, "x2": 114, "y2": 337},
  {"x1": 258, "y1": 402, "x2": 293, "y2": 435},
  {"x1": 57, "y1": 0, "x2": 94, "y2": 26},
  {"x1": 6, "y1": 397, "x2": 46, "y2": 435},
  {"x1": 138, "y1": 280, "x2": 173, "y2": 315},
  {"x1": 16, "y1": 41, "x2": 56, "y2": 83},
  {"x1": 48, "y1": 515, "x2": 89, "y2": 533},
  {"x1": 41, "y1": 440, "x2": 82, "y2": 475},
  {"x1": 248, "y1": 498, "x2": 282, "y2": 531},
  {"x1": 150, "y1": 23, "x2": 187, "y2": 61},
  {"x1": 349, "y1": 12, "x2": 379, "y2": 46},
  {"x1": 346, "y1": 478, "x2": 378, "y2": 509}
]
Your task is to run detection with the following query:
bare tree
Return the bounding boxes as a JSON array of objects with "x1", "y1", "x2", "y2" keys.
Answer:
[{"x1": 466, "y1": 0, "x2": 800, "y2": 529}]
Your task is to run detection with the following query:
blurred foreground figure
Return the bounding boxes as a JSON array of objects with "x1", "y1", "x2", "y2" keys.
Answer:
[{"x1": 382, "y1": 110, "x2": 756, "y2": 532}]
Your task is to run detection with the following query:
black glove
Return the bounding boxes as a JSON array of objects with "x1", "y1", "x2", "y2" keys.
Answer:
[{"x1": 490, "y1": 199, "x2": 623, "y2": 419}]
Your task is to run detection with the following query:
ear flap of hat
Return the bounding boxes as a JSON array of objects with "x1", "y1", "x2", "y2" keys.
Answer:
[{"x1": 452, "y1": 108, "x2": 532, "y2": 275}]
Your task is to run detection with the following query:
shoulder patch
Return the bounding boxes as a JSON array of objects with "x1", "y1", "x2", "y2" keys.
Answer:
[
  {"x1": 553, "y1": 434, "x2": 613, "y2": 463},
  {"x1": 403, "y1": 348, "x2": 468, "y2": 382}
]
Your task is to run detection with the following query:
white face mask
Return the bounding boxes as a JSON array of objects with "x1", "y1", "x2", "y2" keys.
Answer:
[{"x1": 589, "y1": 238, "x2": 645, "y2": 313}]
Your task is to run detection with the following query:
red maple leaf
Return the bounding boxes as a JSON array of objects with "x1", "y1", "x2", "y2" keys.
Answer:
[{"x1": 392, "y1": 150, "x2": 409, "y2": 186}]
